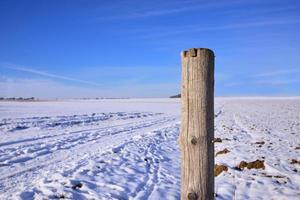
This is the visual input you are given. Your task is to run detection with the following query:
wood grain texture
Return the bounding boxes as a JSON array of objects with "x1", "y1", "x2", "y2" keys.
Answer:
[{"x1": 180, "y1": 48, "x2": 215, "y2": 200}]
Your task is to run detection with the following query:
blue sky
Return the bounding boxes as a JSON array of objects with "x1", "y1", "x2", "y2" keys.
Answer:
[{"x1": 0, "y1": 0, "x2": 300, "y2": 99}]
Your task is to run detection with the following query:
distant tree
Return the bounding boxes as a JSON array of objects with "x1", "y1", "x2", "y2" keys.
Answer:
[{"x1": 169, "y1": 94, "x2": 181, "y2": 98}]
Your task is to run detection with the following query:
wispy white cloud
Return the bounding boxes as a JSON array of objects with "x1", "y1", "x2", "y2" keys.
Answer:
[
  {"x1": 252, "y1": 69, "x2": 300, "y2": 78},
  {"x1": 222, "y1": 68, "x2": 300, "y2": 87},
  {"x1": 254, "y1": 78, "x2": 300, "y2": 85},
  {"x1": 137, "y1": 18, "x2": 300, "y2": 38},
  {"x1": 223, "y1": 78, "x2": 300, "y2": 87},
  {"x1": 0, "y1": 62, "x2": 180, "y2": 98},
  {"x1": 223, "y1": 4, "x2": 300, "y2": 15},
  {"x1": 0, "y1": 77, "x2": 104, "y2": 99},
  {"x1": 0, "y1": 76, "x2": 178, "y2": 99},
  {"x1": 97, "y1": 0, "x2": 246, "y2": 20},
  {"x1": 0, "y1": 62, "x2": 102, "y2": 87},
  {"x1": 224, "y1": 81, "x2": 245, "y2": 87}
]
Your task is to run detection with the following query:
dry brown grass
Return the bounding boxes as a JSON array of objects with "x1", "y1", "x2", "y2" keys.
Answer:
[
  {"x1": 213, "y1": 138, "x2": 222, "y2": 143},
  {"x1": 290, "y1": 159, "x2": 300, "y2": 165},
  {"x1": 236, "y1": 160, "x2": 265, "y2": 170},
  {"x1": 216, "y1": 148, "x2": 230, "y2": 156},
  {"x1": 214, "y1": 164, "x2": 228, "y2": 177}
]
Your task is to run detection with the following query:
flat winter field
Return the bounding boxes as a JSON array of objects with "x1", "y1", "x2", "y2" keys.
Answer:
[{"x1": 0, "y1": 98, "x2": 299, "y2": 200}]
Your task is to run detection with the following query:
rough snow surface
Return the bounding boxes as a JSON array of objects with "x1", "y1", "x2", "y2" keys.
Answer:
[{"x1": 0, "y1": 98, "x2": 299, "y2": 199}]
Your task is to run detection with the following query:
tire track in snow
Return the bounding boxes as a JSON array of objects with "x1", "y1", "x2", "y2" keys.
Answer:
[
  {"x1": 0, "y1": 116, "x2": 173, "y2": 167},
  {"x1": 0, "y1": 113, "x2": 161, "y2": 148},
  {"x1": 35, "y1": 124, "x2": 180, "y2": 200},
  {"x1": 0, "y1": 114, "x2": 178, "y2": 198}
]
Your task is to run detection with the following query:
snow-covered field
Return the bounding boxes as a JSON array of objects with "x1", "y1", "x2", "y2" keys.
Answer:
[{"x1": 0, "y1": 98, "x2": 299, "y2": 200}]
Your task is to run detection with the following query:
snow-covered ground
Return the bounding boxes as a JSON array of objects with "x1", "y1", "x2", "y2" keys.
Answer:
[{"x1": 0, "y1": 98, "x2": 299, "y2": 199}]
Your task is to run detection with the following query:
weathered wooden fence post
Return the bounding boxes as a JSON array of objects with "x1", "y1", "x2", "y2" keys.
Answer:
[{"x1": 180, "y1": 48, "x2": 215, "y2": 200}]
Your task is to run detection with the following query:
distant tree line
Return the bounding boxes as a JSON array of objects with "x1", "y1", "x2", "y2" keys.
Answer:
[
  {"x1": 0, "y1": 97, "x2": 35, "y2": 101},
  {"x1": 169, "y1": 94, "x2": 181, "y2": 98}
]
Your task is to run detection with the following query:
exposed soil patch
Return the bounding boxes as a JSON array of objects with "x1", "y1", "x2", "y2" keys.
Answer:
[
  {"x1": 255, "y1": 141, "x2": 265, "y2": 145},
  {"x1": 290, "y1": 159, "x2": 300, "y2": 165},
  {"x1": 261, "y1": 173, "x2": 285, "y2": 179},
  {"x1": 216, "y1": 148, "x2": 230, "y2": 156},
  {"x1": 71, "y1": 182, "x2": 83, "y2": 190},
  {"x1": 213, "y1": 138, "x2": 222, "y2": 143},
  {"x1": 53, "y1": 194, "x2": 66, "y2": 199},
  {"x1": 214, "y1": 164, "x2": 228, "y2": 177},
  {"x1": 236, "y1": 160, "x2": 265, "y2": 170}
]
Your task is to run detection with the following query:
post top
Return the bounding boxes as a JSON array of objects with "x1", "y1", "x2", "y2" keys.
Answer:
[{"x1": 181, "y1": 48, "x2": 214, "y2": 58}]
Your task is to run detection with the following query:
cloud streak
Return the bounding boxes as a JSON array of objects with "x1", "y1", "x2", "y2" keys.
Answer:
[
  {"x1": 252, "y1": 69, "x2": 300, "y2": 77},
  {"x1": 0, "y1": 76, "x2": 178, "y2": 99},
  {"x1": 222, "y1": 68, "x2": 300, "y2": 88},
  {"x1": 97, "y1": 0, "x2": 247, "y2": 20},
  {"x1": 137, "y1": 18, "x2": 300, "y2": 38},
  {"x1": 0, "y1": 62, "x2": 102, "y2": 87},
  {"x1": 254, "y1": 78, "x2": 300, "y2": 85}
]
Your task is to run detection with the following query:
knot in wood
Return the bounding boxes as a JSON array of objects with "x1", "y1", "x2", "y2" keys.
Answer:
[
  {"x1": 188, "y1": 192, "x2": 198, "y2": 200},
  {"x1": 191, "y1": 137, "x2": 197, "y2": 145}
]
